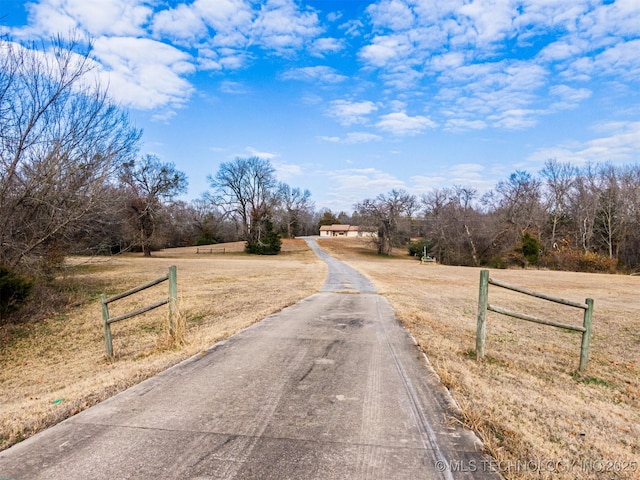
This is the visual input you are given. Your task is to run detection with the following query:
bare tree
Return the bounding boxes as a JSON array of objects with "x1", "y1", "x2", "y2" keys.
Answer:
[
  {"x1": 356, "y1": 189, "x2": 416, "y2": 255},
  {"x1": 618, "y1": 164, "x2": 640, "y2": 268},
  {"x1": 491, "y1": 170, "x2": 543, "y2": 246},
  {"x1": 0, "y1": 35, "x2": 141, "y2": 271},
  {"x1": 207, "y1": 157, "x2": 278, "y2": 243},
  {"x1": 421, "y1": 188, "x2": 454, "y2": 262},
  {"x1": 190, "y1": 198, "x2": 230, "y2": 244},
  {"x1": 570, "y1": 164, "x2": 600, "y2": 253},
  {"x1": 540, "y1": 159, "x2": 577, "y2": 249},
  {"x1": 317, "y1": 209, "x2": 340, "y2": 230},
  {"x1": 119, "y1": 155, "x2": 188, "y2": 256},
  {"x1": 592, "y1": 164, "x2": 626, "y2": 260},
  {"x1": 357, "y1": 162, "x2": 640, "y2": 271},
  {"x1": 274, "y1": 183, "x2": 314, "y2": 238},
  {"x1": 421, "y1": 186, "x2": 484, "y2": 265}
]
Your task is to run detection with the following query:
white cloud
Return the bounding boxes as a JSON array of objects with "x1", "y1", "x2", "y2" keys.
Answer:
[
  {"x1": 429, "y1": 52, "x2": 466, "y2": 71},
  {"x1": 310, "y1": 37, "x2": 344, "y2": 57},
  {"x1": 93, "y1": 36, "x2": 195, "y2": 110},
  {"x1": 327, "y1": 168, "x2": 407, "y2": 208},
  {"x1": 327, "y1": 12, "x2": 342, "y2": 23},
  {"x1": 344, "y1": 132, "x2": 383, "y2": 144},
  {"x1": 528, "y1": 121, "x2": 640, "y2": 166},
  {"x1": 578, "y1": 0, "x2": 640, "y2": 42},
  {"x1": 282, "y1": 66, "x2": 347, "y2": 83},
  {"x1": 436, "y1": 60, "x2": 548, "y2": 129},
  {"x1": 411, "y1": 163, "x2": 496, "y2": 195},
  {"x1": 538, "y1": 39, "x2": 589, "y2": 63},
  {"x1": 245, "y1": 147, "x2": 278, "y2": 159},
  {"x1": 10, "y1": 0, "x2": 639, "y2": 140},
  {"x1": 491, "y1": 109, "x2": 541, "y2": 129},
  {"x1": 22, "y1": 0, "x2": 152, "y2": 37},
  {"x1": 456, "y1": 0, "x2": 515, "y2": 47},
  {"x1": 318, "y1": 136, "x2": 341, "y2": 143},
  {"x1": 367, "y1": 0, "x2": 416, "y2": 31},
  {"x1": 16, "y1": 1, "x2": 76, "y2": 38},
  {"x1": 359, "y1": 34, "x2": 414, "y2": 68},
  {"x1": 589, "y1": 39, "x2": 640, "y2": 81},
  {"x1": 380, "y1": 66, "x2": 423, "y2": 90},
  {"x1": 444, "y1": 119, "x2": 488, "y2": 131},
  {"x1": 327, "y1": 100, "x2": 378, "y2": 125},
  {"x1": 195, "y1": 0, "x2": 254, "y2": 36},
  {"x1": 219, "y1": 81, "x2": 251, "y2": 94},
  {"x1": 339, "y1": 19, "x2": 364, "y2": 37},
  {"x1": 352, "y1": 0, "x2": 639, "y2": 135},
  {"x1": 562, "y1": 39, "x2": 640, "y2": 82},
  {"x1": 578, "y1": 121, "x2": 640, "y2": 163},
  {"x1": 318, "y1": 132, "x2": 382, "y2": 144},
  {"x1": 272, "y1": 160, "x2": 303, "y2": 180},
  {"x1": 252, "y1": 0, "x2": 322, "y2": 54},
  {"x1": 408, "y1": 175, "x2": 449, "y2": 193},
  {"x1": 549, "y1": 84, "x2": 592, "y2": 111},
  {"x1": 376, "y1": 112, "x2": 436, "y2": 136},
  {"x1": 151, "y1": 3, "x2": 207, "y2": 43}
]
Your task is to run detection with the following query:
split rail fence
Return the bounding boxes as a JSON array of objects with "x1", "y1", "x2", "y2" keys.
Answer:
[
  {"x1": 476, "y1": 269, "x2": 594, "y2": 371},
  {"x1": 100, "y1": 266, "x2": 177, "y2": 357},
  {"x1": 196, "y1": 247, "x2": 226, "y2": 254}
]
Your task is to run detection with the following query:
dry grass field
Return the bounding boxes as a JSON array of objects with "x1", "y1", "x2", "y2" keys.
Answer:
[
  {"x1": 319, "y1": 238, "x2": 639, "y2": 480},
  {"x1": 0, "y1": 239, "x2": 325, "y2": 451},
  {"x1": 1, "y1": 237, "x2": 638, "y2": 479}
]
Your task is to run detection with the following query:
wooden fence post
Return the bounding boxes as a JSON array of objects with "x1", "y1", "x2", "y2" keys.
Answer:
[
  {"x1": 476, "y1": 269, "x2": 489, "y2": 360},
  {"x1": 101, "y1": 294, "x2": 113, "y2": 358},
  {"x1": 168, "y1": 265, "x2": 177, "y2": 338},
  {"x1": 579, "y1": 298, "x2": 594, "y2": 371}
]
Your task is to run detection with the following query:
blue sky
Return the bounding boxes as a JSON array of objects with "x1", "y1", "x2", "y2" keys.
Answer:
[{"x1": 2, "y1": 0, "x2": 639, "y2": 213}]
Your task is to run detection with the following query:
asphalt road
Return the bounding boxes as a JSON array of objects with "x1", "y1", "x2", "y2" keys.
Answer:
[{"x1": 0, "y1": 238, "x2": 499, "y2": 480}]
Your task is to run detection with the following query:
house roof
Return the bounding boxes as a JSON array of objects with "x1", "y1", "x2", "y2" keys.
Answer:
[
  {"x1": 320, "y1": 224, "x2": 355, "y2": 231},
  {"x1": 319, "y1": 224, "x2": 377, "y2": 232}
]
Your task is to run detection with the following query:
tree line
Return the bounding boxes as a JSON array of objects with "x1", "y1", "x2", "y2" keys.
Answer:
[
  {"x1": 0, "y1": 36, "x2": 318, "y2": 318},
  {"x1": 2, "y1": 35, "x2": 638, "y2": 320},
  {"x1": 0, "y1": 37, "x2": 316, "y2": 271},
  {"x1": 353, "y1": 160, "x2": 640, "y2": 273}
]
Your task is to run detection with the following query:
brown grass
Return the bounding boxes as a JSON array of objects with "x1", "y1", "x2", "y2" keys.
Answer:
[
  {"x1": 2, "y1": 237, "x2": 638, "y2": 480},
  {"x1": 0, "y1": 239, "x2": 325, "y2": 450},
  {"x1": 318, "y1": 238, "x2": 639, "y2": 480}
]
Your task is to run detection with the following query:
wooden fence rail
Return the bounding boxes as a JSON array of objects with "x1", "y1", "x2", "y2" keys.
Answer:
[
  {"x1": 196, "y1": 247, "x2": 226, "y2": 254},
  {"x1": 100, "y1": 266, "x2": 177, "y2": 358},
  {"x1": 476, "y1": 269, "x2": 594, "y2": 371}
]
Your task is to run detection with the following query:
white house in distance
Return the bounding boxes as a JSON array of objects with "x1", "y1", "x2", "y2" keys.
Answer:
[{"x1": 319, "y1": 224, "x2": 377, "y2": 238}]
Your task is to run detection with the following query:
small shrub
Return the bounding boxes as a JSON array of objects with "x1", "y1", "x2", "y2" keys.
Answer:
[
  {"x1": 507, "y1": 251, "x2": 527, "y2": 268},
  {"x1": 520, "y1": 232, "x2": 541, "y2": 265},
  {"x1": 195, "y1": 236, "x2": 220, "y2": 246},
  {"x1": 542, "y1": 248, "x2": 618, "y2": 273},
  {"x1": 0, "y1": 266, "x2": 34, "y2": 317},
  {"x1": 408, "y1": 238, "x2": 433, "y2": 257},
  {"x1": 245, "y1": 220, "x2": 282, "y2": 255},
  {"x1": 578, "y1": 251, "x2": 617, "y2": 273},
  {"x1": 486, "y1": 255, "x2": 507, "y2": 269}
]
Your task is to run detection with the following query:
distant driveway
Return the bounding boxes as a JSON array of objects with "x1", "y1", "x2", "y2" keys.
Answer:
[{"x1": 0, "y1": 238, "x2": 498, "y2": 479}]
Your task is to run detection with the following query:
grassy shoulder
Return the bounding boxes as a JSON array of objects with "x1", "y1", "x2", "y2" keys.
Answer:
[
  {"x1": 2, "y1": 237, "x2": 638, "y2": 480},
  {"x1": 319, "y1": 237, "x2": 639, "y2": 480},
  {"x1": 0, "y1": 239, "x2": 326, "y2": 451}
]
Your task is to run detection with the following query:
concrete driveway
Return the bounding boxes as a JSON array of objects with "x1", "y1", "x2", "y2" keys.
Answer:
[{"x1": 0, "y1": 239, "x2": 499, "y2": 479}]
